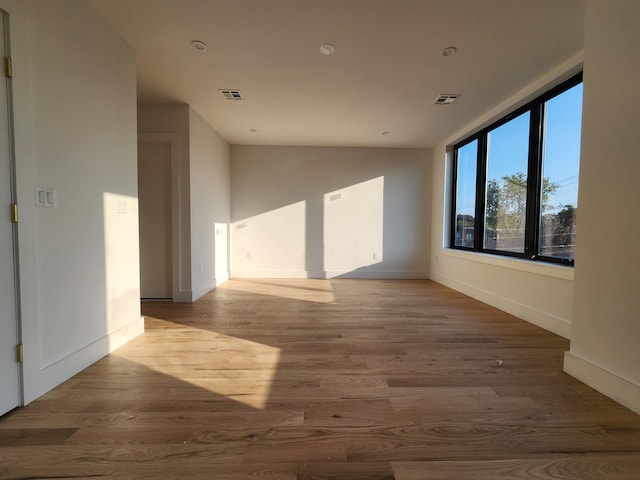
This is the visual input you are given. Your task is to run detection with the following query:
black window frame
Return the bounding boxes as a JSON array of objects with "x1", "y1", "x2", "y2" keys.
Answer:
[{"x1": 449, "y1": 72, "x2": 583, "y2": 266}]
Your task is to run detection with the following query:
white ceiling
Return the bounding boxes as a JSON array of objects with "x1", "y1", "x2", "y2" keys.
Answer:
[{"x1": 86, "y1": 0, "x2": 584, "y2": 148}]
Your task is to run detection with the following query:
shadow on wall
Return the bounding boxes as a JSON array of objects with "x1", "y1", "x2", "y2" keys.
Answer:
[
  {"x1": 230, "y1": 147, "x2": 429, "y2": 279},
  {"x1": 233, "y1": 177, "x2": 384, "y2": 278}
]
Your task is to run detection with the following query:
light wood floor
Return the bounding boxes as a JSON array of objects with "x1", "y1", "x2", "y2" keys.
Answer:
[{"x1": 2, "y1": 279, "x2": 640, "y2": 479}]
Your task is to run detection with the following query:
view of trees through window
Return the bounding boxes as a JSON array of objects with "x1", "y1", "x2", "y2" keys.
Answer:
[
  {"x1": 484, "y1": 111, "x2": 530, "y2": 253},
  {"x1": 451, "y1": 74, "x2": 582, "y2": 265},
  {"x1": 453, "y1": 139, "x2": 477, "y2": 248},
  {"x1": 539, "y1": 81, "x2": 583, "y2": 259}
]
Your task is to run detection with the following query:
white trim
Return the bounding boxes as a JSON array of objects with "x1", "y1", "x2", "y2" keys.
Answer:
[
  {"x1": 30, "y1": 317, "x2": 144, "y2": 403},
  {"x1": 441, "y1": 248, "x2": 574, "y2": 281},
  {"x1": 215, "y1": 272, "x2": 229, "y2": 286},
  {"x1": 325, "y1": 270, "x2": 428, "y2": 279},
  {"x1": 431, "y1": 271, "x2": 571, "y2": 338},
  {"x1": 173, "y1": 290, "x2": 193, "y2": 303},
  {"x1": 231, "y1": 270, "x2": 311, "y2": 279},
  {"x1": 231, "y1": 270, "x2": 429, "y2": 280},
  {"x1": 564, "y1": 351, "x2": 640, "y2": 416},
  {"x1": 191, "y1": 279, "x2": 216, "y2": 302},
  {"x1": 137, "y1": 132, "x2": 188, "y2": 304}
]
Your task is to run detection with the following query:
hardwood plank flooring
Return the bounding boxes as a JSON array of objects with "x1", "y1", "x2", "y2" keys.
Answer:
[{"x1": 2, "y1": 279, "x2": 640, "y2": 479}]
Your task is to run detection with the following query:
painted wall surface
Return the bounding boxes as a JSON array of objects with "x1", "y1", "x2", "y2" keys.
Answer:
[
  {"x1": 138, "y1": 105, "x2": 231, "y2": 301},
  {"x1": 16, "y1": 0, "x2": 142, "y2": 402},
  {"x1": 137, "y1": 142, "x2": 173, "y2": 298},
  {"x1": 188, "y1": 107, "x2": 231, "y2": 299},
  {"x1": 429, "y1": 55, "x2": 583, "y2": 339},
  {"x1": 137, "y1": 104, "x2": 192, "y2": 300},
  {"x1": 564, "y1": 0, "x2": 640, "y2": 414},
  {"x1": 231, "y1": 146, "x2": 431, "y2": 279}
]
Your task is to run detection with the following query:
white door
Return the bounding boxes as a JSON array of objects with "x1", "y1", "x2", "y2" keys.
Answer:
[
  {"x1": 138, "y1": 142, "x2": 173, "y2": 299},
  {"x1": 0, "y1": 9, "x2": 21, "y2": 416}
]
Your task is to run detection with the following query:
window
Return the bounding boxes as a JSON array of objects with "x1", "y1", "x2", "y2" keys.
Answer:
[
  {"x1": 450, "y1": 73, "x2": 583, "y2": 265},
  {"x1": 453, "y1": 138, "x2": 478, "y2": 248}
]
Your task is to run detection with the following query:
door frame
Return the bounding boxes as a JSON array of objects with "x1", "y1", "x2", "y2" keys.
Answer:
[
  {"x1": 1, "y1": 6, "x2": 23, "y2": 411},
  {"x1": 137, "y1": 133, "x2": 189, "y2": 302}
]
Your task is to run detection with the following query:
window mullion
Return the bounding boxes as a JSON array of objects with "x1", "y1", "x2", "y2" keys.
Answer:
[
  {"x1": 449, "y1": 148, "x2": 460, "y2": 249},
  {"x1": 475, "y1": 133, "x2": 487, "y2": 251},
  {"x1": 525, "y1": 103, "x2": 543, "y2": 259}
]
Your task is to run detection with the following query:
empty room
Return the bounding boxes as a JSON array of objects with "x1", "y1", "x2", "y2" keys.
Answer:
[{"x1": 1, "y1": 0, "x2": 640, "y2": 478}]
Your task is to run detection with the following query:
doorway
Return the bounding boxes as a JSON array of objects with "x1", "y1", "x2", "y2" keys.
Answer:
[
  {"x1": 0, "y1": 8, "x2": 21, "y2": 416},
  {"x1": 138, "y1": 142, "x2": 173, "y2": 299}
]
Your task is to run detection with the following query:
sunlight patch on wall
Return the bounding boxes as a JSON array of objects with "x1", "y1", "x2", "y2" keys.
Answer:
[
  {"x1": 219, "y1": 278, "x2": 336, "y2": 304},
  {"x1": 232, "y1": 201, "x2": 306, "y2": 273},
  {"x1": 323, "y1": 176, "x2": 384, "y2": 276},
  {"x1": 103, "y1": 192, "x2": 142, "y2": 347},
  {"x1": 115, "y1": 317, "x2": 281, "y2": 410},
  {"x1": 214, "y1": 222, "x2": 229, "y2": 281}
]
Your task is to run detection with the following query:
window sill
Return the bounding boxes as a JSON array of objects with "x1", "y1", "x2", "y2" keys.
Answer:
[{"x1": 442, "y1": 248, "x2": 574, "y2": 281}]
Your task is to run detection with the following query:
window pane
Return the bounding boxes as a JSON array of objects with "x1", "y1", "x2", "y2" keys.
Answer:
[
  {"x1": 484, "y1": 111, "x2": 530, "y2": 253},
  {"x1": 454, "y1": 140, "x2": 478, "y2": 247},
  {"x1": 539, "y1": 83, "x2": 583, "y2": 260}
]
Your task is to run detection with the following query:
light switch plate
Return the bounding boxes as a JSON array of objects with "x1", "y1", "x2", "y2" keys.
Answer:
[{"x1": 35, "y1": 186, "x2": 56, "y2": 208}]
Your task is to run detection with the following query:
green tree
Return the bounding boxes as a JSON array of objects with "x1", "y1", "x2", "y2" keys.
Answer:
[
  {"x1": 554, "y1": 204, "x2": 577, "y2": 247},
  {"x1": 485, "y1": 179, "x2": 499, "y2": 234},
  {"x1": 456, "y1": 214, "x2": 475, "y2": 229},
  {"x1": 485, "y1": 172, "x2": 558, "y2": 249}
]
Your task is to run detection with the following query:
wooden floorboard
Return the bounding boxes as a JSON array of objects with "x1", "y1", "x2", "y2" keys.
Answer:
[{"x1": 1, "y1": 278, "x2": 640, "y2": 479}]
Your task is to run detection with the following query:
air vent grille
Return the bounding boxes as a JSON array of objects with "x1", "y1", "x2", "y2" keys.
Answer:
[
  {"x1": 433, "y1": 94, "x2": 459, "y2": 105},
  {"x1": 219, "y1": 89, "x2": 244, "y2": 101}
]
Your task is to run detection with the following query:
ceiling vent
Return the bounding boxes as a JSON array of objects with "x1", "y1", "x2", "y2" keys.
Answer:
[
  {"x1": 433, "y1": 94, "x2": 460, "y2": 105},
  {"x1": 219, "y1": 89, "x2": 244, "y2": 101}
]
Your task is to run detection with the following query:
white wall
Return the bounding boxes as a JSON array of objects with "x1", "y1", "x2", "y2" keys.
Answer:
[
  {"x1": 231, "y1": 146, "x2": 431, "y2": 279},
  {"x1": 429, "y1": 54, "x2": 583, "y2": 340},
  {"x1": 564, "y1": 0, "x2": 640, "y2": 414},
  {"x1": 138, "y1": 104, "x2": 231, "y2": 301},
  {"x1": 188, "y1": 107, "x2": 231, "y2": 299},
  {"x1": 137, "y1": 104, "x2": 192, "y2": 301},
  {"x1": 14, "y1": 0, "x2": 142, "y2": 403}
]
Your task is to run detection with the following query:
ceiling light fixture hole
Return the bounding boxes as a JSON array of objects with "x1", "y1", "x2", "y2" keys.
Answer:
[
  {"x1": 440, "y1": 46, "x2": 457, "y2": 57},
  {"x1": 320, "y1": 43, "x2": 335, "y2": 55},
  {"x1": 191, "y1": 40, "x2": 208, "y2": 52}
]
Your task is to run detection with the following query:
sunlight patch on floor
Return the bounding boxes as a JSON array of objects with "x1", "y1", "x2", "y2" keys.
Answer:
[
  {"x1": 115, "y1": 318, "x2": 281, "y2": 410},
  {"x1": 219, "y1": 278, "x2": 336, "y2": 304}
]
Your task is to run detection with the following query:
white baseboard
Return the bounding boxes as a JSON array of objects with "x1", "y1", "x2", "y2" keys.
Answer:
[
  {"x1": 325, "y1": 270, "x2": 429, "y2": 279},
  {"x1": 230, "y1": 270, "x2": 311, "y2": 279},
  {"x1": 175, "y1": 274, "x2": 230, "y2": 303},
  {"x1": 430, "y1": 271, "x2": 571, "y2": 339},
  {"x1": 564, "y1": 351, "x2": 640, "y2": 415},
  {"x1": 26, "y1": 317, "x2": 144, "y2": 405},
  {"x1": 191, "y1": 279, "x2": 216, "y2": 302},
  {"x1": 230, "y1": 270, "x2": 428, "y2": 280},
  {"x1": 173, "y1": 290, "x2": 193, "y2": 303}
]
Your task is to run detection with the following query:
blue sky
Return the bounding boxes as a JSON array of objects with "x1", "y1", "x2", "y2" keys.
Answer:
[
  {"x1": 456, "y1": 82, "x2": 583, "y2": 216},
  {"x1": 541, "y1": 83, "x2": 583, "y2": 212}
]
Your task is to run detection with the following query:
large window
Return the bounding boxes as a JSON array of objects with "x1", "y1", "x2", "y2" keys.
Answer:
[
  {"x1": 450, "y1": 73, "x2": 583, "y2": 265},
  {"x1": 453, "y1": 139, "x2": 478, "y2": 248}
]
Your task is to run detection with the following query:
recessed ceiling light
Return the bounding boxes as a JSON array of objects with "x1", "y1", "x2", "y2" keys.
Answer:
[
  {"x1": 440, "y1": 46, "x2": 457, "y2": 57},
  {"x1": 191, "y1": 40, "x2": 207, "y2": 52},
  {"x1": 319, "y1": 43, "x2": 335, "y2": 55}
]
